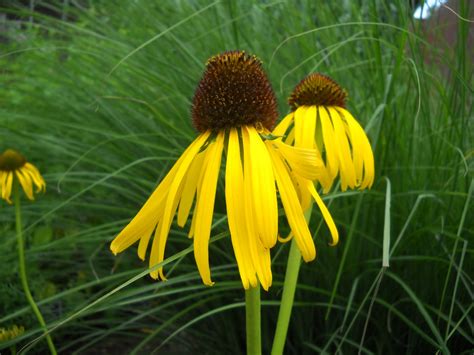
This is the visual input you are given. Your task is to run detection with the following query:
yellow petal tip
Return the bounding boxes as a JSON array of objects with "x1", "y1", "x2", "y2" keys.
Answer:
[
  {"x1": 110, "y1": 244, "x2": 119, "y2": 255},
  {"x1": 278, "y1": 233, "x2": 293, "y2": 243},
  {"x1": 329, "y1": 231, "x2": 339, "y2": 246},
  {"x1": 301, "y1": 249, "x2": 316, "y2": 263}
]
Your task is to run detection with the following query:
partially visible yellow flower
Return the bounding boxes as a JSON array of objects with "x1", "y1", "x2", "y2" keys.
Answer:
[
  {"x1": 110, "y1": 51, "x2": 338, "y2": 290},
  {"x1": 275, "y1": 73, "x2": 375, "y2": 196},
  {"x1": 0, "y1": 149, "x2": 46, "y2": 204},
  {"x1": 0, "y1": 325, "x2": 25, "y2": 342}
]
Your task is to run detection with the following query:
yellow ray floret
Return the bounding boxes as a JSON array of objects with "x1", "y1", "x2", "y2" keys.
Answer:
[
  {"x1": 245, "y1": 126, "x2": 278, "y2": 249},
  {"x1": 193, "y1": 132, "x2": 225, "y2": 286},
  {"x1": 225, "y1": 128, "x2": 258, "y2": 289}
]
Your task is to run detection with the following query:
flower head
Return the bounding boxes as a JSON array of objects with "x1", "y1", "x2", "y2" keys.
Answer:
[
  {"x1": 0, "y1": 149, "x2": 46, "y2": 204},
  {"x1": 110, "y1": 51, "x2": 338, "y2": 290},
  {"x1": 275, "y1": 73, "x2": 375, "y2": 194}
]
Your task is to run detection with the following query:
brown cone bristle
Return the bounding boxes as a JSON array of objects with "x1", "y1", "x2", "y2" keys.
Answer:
[
  {"x1": 0, "y1": 149, "x2": 27, "y2": 171},
  {"x1": 288, "y1": 73, "x2": 347, "y2": 110},
  {"x1": 192, "y1": 50, "x2": 278, "y2": 132}
]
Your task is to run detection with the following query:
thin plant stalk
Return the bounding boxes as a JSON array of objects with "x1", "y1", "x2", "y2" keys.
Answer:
[
  {"x1": 14, "y1": 182, "x2": 57, "y2": 355},
  {"x1": 245, "y1": 285, "x2": 261, "y2": 355},
  {"x1": 271, "y1": 204, "x2": 313, "y2": 355}
]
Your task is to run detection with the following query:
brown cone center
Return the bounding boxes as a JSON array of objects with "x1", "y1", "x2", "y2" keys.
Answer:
[
  {"x1": 288, "y1": 73, "x2": 347, "y2": 110},
  {"x1": 192, "y1": 51, "x2": 278, "y2": 132},
  {"x1": 0, "y1": 149, "x2": 27, "y2": 171}
]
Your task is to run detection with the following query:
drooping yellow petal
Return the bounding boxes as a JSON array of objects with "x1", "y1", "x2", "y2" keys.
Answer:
[
  {"x1": 246, "y1": 126, "x2": 278, "y2": 248},
  {"x1": 193, "y1": 132, "x2": 225, "y2": 286},
  {"x1": 299, "y1": 106, "x2": 317, "y2": 148},
  {"x1": 225, "y1": 128, "x2": 257, "y2": 289},
  {"x1": 110, "y1": 131, "x2": 210, "y2": 257},
  {"x1": 137, "y1": 203, "x2": 165, "y2": 261},
  {"x1": 305, "y1": 180, "x2": 339, "y2": 246},
  {"x1": 294, "y1": 106, "x2": 308, "y2": 147},
  {"x1": 327, "y1": 107, "x2": 356, "y2": 190},
  {"x1": 0, "y1": 172, "x2": 8, "y2": 202},
  {"x1": 188, "y1": 200, "x2": 198, "y2": 239},
  {"x1": 336, "y1": 108, "x2": 374, "y2": 189},
  {"x1": 0, "y1": 171, "x2": 13, "y2": 204},
  {"x1": 188, "y1": 148, "x2": 213, "y2": 239},
  {"x1": 273, "y1": 112, "x2": 294, "y2": 137},
  {"x1": 242, "y1": 127, "x2": 272, "y2": 290},
  {"x1": 318, "y1": 106, "x2": 339, "y2": 179},
  {"x1": 244, "y1": 188, "x2": 273, "y2": 290},
  {"x1": 259, "y1": 242, "x2": 272, "y2": 290},
  {"x1": 267, "y1": 145, "x2": 316, "y2": 262},
  {"x1": 15, "y1": 169, "x2": 33, "y2": 200},
  {"x1": 4, "y1": 172, "x2": 13, "y2": 204},
  {"x1": 271, "y1": 139, "x2": 324, "y2": 181},
  {"x1": 148, "y1": 219, "x2": 167, "y2": 280},
  {"x1": 137, "y1": 229, "x2": 153, "y2": 261},
  {"x1": 341, "y1": 115, "x2": 363, "y2": 186},
  {"x1": 150, "y1": 131, "x2": 212, "y2": 279},
  {"x1": 177, "y1": 151, "x2": 206, "y2": 227},
  {"x1": 23, "y1": 163, "x2": 46, "y2": 192}
]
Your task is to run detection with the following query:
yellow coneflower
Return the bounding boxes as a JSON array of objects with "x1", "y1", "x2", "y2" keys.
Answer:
[
  {"x1": 274, "y1": 73, "x2": 375, "y2": 195},
  {"x1": 110, "y1": 51, "x2": 338, "y2": 290},
  {"x1": 2, "y1": 149, "x2": 55, "y2": 353},
  {"x1": 0, "y1": 149, "x2": 46, "y2": 204}
]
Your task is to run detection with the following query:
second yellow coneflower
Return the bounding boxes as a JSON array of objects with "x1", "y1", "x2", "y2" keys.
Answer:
[
  {"x1": 274, "y1": 73, "x2": 375, "y2": 194},
  {"x1": 0, "y1": 149, "x2": 46, "y2": 204},
  {"x1": 0, "y1": 149, "x2": 56, "y2": 354},
  {"x1": 110, "y1": 51, "x2": 338, "y2": 291}
]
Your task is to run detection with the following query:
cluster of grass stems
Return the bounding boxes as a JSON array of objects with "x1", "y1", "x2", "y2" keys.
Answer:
[{"x1": 0, "y1": 0, "x2": 472, "y2": 353}]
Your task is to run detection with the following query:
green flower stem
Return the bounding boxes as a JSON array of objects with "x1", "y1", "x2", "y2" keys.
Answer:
[
  {"x1": 245, "y1": 285, "x2": 261, "y2": 355},
  {"x1": 271, "y1": 204, "x2": 313, "y2": 355},
  {"x1": 14, "y1": 183, "x2": 57, "y2": 355}
]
